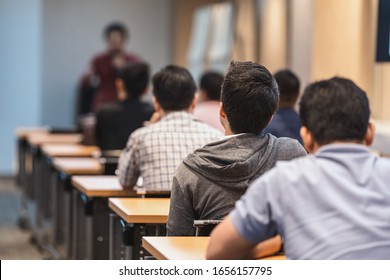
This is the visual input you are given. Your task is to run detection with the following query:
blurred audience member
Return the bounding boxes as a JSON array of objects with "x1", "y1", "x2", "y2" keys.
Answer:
[
  {"x1": 95, "y1": 62, "x2": 154, "y2": 151},
  {"x1": 79, "y1": 22, "x2": 140, "y2": 114},
  {"x1": 118, "y1": 65, "x2": 222, "y2": 191},
  {"x1": 194, "y1": 71, "x2": 224, "y2": 132},
  {"x1": 263, "y1": 69, "x2": 302, "y2": 144}
]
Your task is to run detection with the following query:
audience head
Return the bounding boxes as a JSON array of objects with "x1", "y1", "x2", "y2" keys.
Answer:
[
  {"x1": 117, "y1": 62, "x2": 150, "y2": 101},
  {"x1": 299, "y1": 77, "x2": 374, "y2": 152},
  {"x1": 152, "y1": 65, "x2": 197, "y2": 113},
  {"x1": 199, "y1": 71, "x2": 224, "y2": 102},
  {"x1": 104, "y1": 22, "x2": 128, "y2": 52},
  {"x1": 220, "y1": 61, "x2": 279, "y2": 134},
  {"x1": 273, "y1": 69, "x2": 300, "y2": 108}
]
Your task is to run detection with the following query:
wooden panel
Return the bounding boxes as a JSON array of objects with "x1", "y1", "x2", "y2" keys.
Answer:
[
  {"x1": 71, "y1": 175, "x2": 135, "y2": 197},
  {"x1": 108, "y1": 198, "x2": 170, "y2": 224},
  {"x1": 52, "y1": 158, "x2": 103, "y2": 175}
]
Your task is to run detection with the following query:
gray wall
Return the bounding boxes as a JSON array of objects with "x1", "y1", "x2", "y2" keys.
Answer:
[
  {"x1": 0, "y1": 0, "x2": 172, "y2": 174},
  {"x1": 0, "y1": 0, "x2": 43, "y2": 174}
]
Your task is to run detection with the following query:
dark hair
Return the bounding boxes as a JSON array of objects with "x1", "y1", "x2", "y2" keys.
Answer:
[
  {"x1": 104, "y1": 22, "x2": 128, "y2": 39},
  {"x1": 200, "y1": 71, "x2": 224, "y2": 101},
  {"x1": 299, "y1": 77, "x2": 370, "y2": 145},
  {"x1": 221, "y1": 61, "x2": 279, "y2": 134},
  {"x1": 120, "y1": 62, "x2": 149, "y2": 99},
  {"x1": 274, "y1": 69, "x2": 300, "y2": 105},
  {"x1": 152, "y1": 65, "x2": 196, "y2": 111}
]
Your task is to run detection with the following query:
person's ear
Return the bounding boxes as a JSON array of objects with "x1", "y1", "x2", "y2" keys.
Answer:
[
  {"x1": 268, "y1": 115, "x2": 274, "y2": 125},
  {"x1": 189, "y1": 93, "x2": 199, "y2": 112},
  {"x1": 199, "y1": 90, "x2": 207, "y2": 102},
  {"x1": 219, "y1": 102, "x2": 229, "y2": 131},
  {"x1": 364, "y1": 121, "x2": 375, "y2": 146},
  {"x1": 116, "y1": 79, "x2": 127, "y2": 100},
  {"x1": 300, "y1": 126, "x2": 317, "y2": 153},
  {"x1": 152, "y1": 96, "x2": 161, "y2": 112}
]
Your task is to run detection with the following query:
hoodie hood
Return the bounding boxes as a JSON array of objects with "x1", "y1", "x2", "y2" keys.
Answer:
[{"x1": 183, "y1": 133, "x2": 276, "y2": 190}]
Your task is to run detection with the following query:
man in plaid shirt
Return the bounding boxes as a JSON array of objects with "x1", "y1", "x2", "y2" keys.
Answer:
[{"x1": 118, "y1": 65, "x2": 222, "y2": 191}]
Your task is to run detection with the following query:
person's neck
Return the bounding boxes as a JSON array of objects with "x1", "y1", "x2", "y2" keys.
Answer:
[
  {"x1": 313, "y1": 140, "x2": 365, "y2": 153},
  {"x1": 278, "y1": 101, "x2": 295, "y2": 109},
  {"x1": 159, "y1": 109, "x2": 192, "y2": 118}
]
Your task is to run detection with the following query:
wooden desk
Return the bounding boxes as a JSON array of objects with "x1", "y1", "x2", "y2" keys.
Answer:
[
  {"x1": 142, "y1": 237, "x2": 287, "y2": 260},
  {"x1": 71, "y1": 176, "x2": 134, "y2": 197},
  {"x1": 28, "y1": 133, "x2": 82, "y2": 147},
  {"x1": 69, "y1": 176, "x2": 135, "y2": 260},
  {"x1": 109, "y1": 198, "x2": 170, "y2": 224},
  {"x1": 16, "y1": 127, "x2": 49, "y2": 140},
  {"x1": 41, "y1": 144, "x2": 99, "y2": 158},
  {"x1": 52, "y1": 158, "x2": 103, "y2": 175}
]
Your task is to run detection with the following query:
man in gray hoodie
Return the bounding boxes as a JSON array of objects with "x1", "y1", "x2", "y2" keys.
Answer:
[{"x1": 167, "y1": 61, "x2": 307, "y2": 236}]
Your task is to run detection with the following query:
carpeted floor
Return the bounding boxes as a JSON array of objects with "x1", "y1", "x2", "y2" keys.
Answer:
[{"x1": 0, "y1": 177, "x2": 44, "y2": 260}]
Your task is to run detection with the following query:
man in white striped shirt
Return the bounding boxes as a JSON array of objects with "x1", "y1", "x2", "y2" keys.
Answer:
[{"x1": 118, "y1": 65, "x2": 222, "y2": 191}]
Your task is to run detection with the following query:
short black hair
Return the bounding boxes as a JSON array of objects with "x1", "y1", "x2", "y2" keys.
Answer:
[
  {"x1": 104, "y1": 22, "x2": 128, "y2": 39},
  {"x1": 200, "y1": 71, "x2": 224, "y2": 101},
  {"x1": 274, "y1": 69, "x2": 300, "y2": 105},
  {"x1": 152, "y1": 65, "x2": 196, "y2": 111},
  {"x1": 120, "y1": 62, "x2": 149, "y2": 99},
  {"x1": 221, "y1": 61, "x2": 279, "y2": 134},
  {"x1": 299, "y1": 77, "x2": 370, "y2": 145}
]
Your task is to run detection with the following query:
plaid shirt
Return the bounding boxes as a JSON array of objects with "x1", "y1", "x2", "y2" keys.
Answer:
[{"x1": 118, "y1": 111, "x2": 223, "y2": 191}]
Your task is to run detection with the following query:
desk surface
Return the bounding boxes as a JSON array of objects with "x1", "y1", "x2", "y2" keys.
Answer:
[
  {"x1": 28, "y1": 133, "x2": 82, "y2": 146},
  {"x1": 16, "y1": 127, "x2": 49, "y2": 139},
  {"x1": 41, "y1": 144, "x2": 100, "y2": 158},
  {"x1": 142, "y1": 237, "x2": 287, "y2": 260},
  {"x1": 52, "y1": 158, "x2": 103, "y2": 175},
  {"x1": 109, "y1": 198, "x2": 170, "y2": 224},
  {"x1": 71, "y1": 175, "x2": 135, "y2": 197}
]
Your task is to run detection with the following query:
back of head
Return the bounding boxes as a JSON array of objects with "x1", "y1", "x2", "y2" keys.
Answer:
[
  {"x1": 200, "y1": 71, "x2": 224, "y2": 101},
  {"x1": 221, "y1": 61, "x2": 279, "y2": 134},
  {"x1": 152, "y1": 65, "x2": 196, "y2": 111},
  {"x1": 104, "y1": 22, "x2": 128, "y2": 40},
  {"x1": 120, "y1": 62, "x2": 150, "y2": 99},
  {"x1": 299, "y1": 77, "x2": 370, "y2": 145},
  {"x1": 274, "y1": 69, "x2": 300, "y2": 106}
]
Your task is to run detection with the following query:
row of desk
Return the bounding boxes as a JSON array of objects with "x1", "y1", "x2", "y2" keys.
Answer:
[{"x1": 15, "y1": 128, "x2": 285, "y2": 260}]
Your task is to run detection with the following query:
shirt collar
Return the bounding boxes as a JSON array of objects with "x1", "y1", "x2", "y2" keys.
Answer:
[
  {"x1": 160, "y1": 111, "x2": 194, "y2": 122},
  {"x1": 315, "y1": 143, "x2": 371, "y2": 156}
]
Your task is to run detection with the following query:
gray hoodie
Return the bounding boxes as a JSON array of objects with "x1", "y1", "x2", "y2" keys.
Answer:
[{"x1": 167, "y1": 133, "x2": 307, "y2": 236}]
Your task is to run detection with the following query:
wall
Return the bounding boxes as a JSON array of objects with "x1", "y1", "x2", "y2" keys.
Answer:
[
  {"x1": 288, "y1": 0, "x2": 313, "y2": 88},
  {"x1": 0, "y1": 0, "x2": 172, "y2": 175},
  {"x1": 42, "y1": 0, "x2": 172, "y2": 126},
  {"x1": 0, "y1": 0, "x2": 43, "y2": 175},
  {"x1": 311, "y1": 0, "x2": 390, "y2": 121}
]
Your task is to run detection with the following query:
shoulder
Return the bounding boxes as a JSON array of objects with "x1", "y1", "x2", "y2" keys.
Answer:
[
  {"x1": 271, "y1": 136, "x2": 307, "y2": 158},
  {"x1": 96, "y1": 101, "x2": 121, "y2": 117},
  {"x1": 193, "y1": 120, "x2": 223, "y2": 137}
]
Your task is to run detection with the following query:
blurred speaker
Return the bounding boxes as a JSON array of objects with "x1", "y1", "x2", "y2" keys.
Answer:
[{"x1": 376, "y1": 0, "x2": 390, "y2": 62}]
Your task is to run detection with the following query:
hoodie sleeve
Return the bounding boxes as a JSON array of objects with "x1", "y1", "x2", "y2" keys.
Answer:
[{"x1": 167, "y1": 175, "x2": 196, "y2": 236}]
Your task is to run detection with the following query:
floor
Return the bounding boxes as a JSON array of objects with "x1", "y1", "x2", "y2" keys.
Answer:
[{"x1": 0, "y1": 177, "x2": 44, "y2": 260}]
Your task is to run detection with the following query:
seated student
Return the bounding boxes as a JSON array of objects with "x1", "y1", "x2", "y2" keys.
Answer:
[
  {"x1": 95, "y1": 62, "x2": 154, "y2": 150},
  {"x1": 118, "y1": 65, "x2": 222, "y2": 191},
  {"x1": 263, "y1": 69, "x2": 303, "y2": 144},
  {"x1": 193, "y1": 71, "x2": 224, "y2": 132},
  {"x1": 207, "y1": 77, "x2": 390, "y2": 260},
  {"x1": 167, "y1": 61, "x2": 306, "y2": 236}
]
